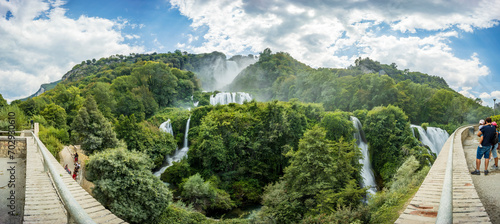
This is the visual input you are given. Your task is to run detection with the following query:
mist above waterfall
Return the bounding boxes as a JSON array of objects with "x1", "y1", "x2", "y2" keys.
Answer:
[{"x1": 193, "y1": 54, "x2": 256, "y2": 91}]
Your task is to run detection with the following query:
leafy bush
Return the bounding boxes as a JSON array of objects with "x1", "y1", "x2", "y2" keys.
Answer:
[
  {"x1": 87, "y1": 148, "x2": 172, "y2": 223},
  {"x1": 161, "y1": 159, "x2": 192, "y2": 185},
  {"x1": 41, "y1": 135, "x2": 63, "y2": 160},
  {"x1": 158, "y1": 202, "x2": 209, "y2": 224},
  {"x1": 180, "y1": 173, "x2": 235, "y2": 212},
  {"x1": 0, "y1": 105, "x2": 28, "y2": 131},
  {"x1": 364, "y1": 105, "x2": 412, "y2": 182},
  {"x1": 38, "y1": 124, "x2": 67, "y2": 159},
  {"x1": 300, "y1": 205, "x2": 370, "y2": 224},
  {"x1": 421, "y1": 122, "x2": 429, "y2": 131},
  {"x1": 368, "y1": 156, "x2": 429, "y2": 223}
]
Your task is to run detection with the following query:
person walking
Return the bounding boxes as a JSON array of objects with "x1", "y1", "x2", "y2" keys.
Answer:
[{"x1": 472, "y1": 117, "x2": 496, "y2": 175}]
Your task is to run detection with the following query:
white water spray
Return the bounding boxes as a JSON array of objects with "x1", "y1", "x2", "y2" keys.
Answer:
[
  {"x1": 210, "y1": 92, "x2": 252, "y2": 105},
  {"x1": 159, "y1": 119, "x2": 173, "y2": 137},
  {"x1": 411, "y1": 125, "x2": 449, "y2": 155},
  {"x1": 351, "y1": 116, "x2": 377, "y2": 195}
]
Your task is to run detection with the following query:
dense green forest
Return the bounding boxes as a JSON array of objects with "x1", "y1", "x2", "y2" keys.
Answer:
[
  {"x1": 0, "y1": 48, "x2": 494, "y2": 223},
  {"x1": 229, "y1": 49, "x2": 490, "y2": 128}
]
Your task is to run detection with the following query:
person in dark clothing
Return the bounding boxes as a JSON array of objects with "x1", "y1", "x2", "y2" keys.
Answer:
[
  {"x1": 74, "y1": 152, "x2": 79, "y2": 165},
  {"x1": 472, "y1": 117, "x2": 496, "y2": 175}
]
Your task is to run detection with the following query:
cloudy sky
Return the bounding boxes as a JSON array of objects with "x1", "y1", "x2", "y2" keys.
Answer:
[{"x1": 1, "y1": 0, "x2": 500, "y2": 106}]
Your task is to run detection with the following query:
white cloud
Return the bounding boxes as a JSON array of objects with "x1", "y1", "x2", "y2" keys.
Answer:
[
  {"x1": 170, "y1": 0, "x2": 500, "y2": 99},
  {"x1": 459, "y1": 87, "x2": 476, "y2": 99},
  {"x1": 0, "y1": 0, "x2": 144, "y2": 102},
  {"x1": 125, "y1": 34, "x2": 140, "y2": 39}
]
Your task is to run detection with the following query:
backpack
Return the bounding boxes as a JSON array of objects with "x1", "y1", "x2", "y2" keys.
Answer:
[{"x1": 493, "y1": 131, "x2": 499, "y2": 145}]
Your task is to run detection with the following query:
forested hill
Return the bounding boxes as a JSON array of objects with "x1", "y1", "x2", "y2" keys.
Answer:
[
  {"x1": 1, "y1": 48, "x2": 494, "y2": 224},
  {"x1": 229, "y1": 48, "x2": 489, "y2": 126},
  {"x1": 58, "y1": 51, "x2": 254, "y2": 91},
  {"x1": 352, "y1": 57, "x2": 448, "y2": 89}
]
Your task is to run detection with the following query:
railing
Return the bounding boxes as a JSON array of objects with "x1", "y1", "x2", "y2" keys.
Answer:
[
  {"x1": 435, "y1": 129, "x2": 455, "y2": 224},
  {"x1": 0, "y1": 130, "x2": 33, "y2": 136},
  {"x1": 31, "y1": 132, "x2": 97, "y2": 224},
  {"x1": 435, "y1": 125, "x2": 473, "y2": 223}
]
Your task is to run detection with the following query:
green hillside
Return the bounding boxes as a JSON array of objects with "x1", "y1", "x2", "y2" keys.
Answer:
[
  {"x1": 1, "y1": 49, "x2": 492, "y2": 223},
  {"x1": 229, "y1": 48, "x2": 489, "y2": 126}
]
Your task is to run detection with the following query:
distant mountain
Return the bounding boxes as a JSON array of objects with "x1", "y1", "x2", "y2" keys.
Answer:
[{"x1": 19, "y1": 80, "x2": 60, "y2": 101}]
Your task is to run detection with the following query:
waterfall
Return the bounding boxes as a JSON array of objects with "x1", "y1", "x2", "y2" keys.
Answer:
[
  {"x1": 159, "y1": 119, "x2": 174, "y2": 137},
  {"x1": 210, "y1": 92, "x2": 252, "y2": 105},
  {"x1": 154, "y1": 116, "x2": 191, "y2": 177},
  {"x1": 183, "y1": 116, "x2": 191, "y2": 148},
  {"x1": 351, "y1": 116, "x2": 377, "y2": 195},
  {"x1": 411, "y1": 125, "x2": 449, "y2": 155}
]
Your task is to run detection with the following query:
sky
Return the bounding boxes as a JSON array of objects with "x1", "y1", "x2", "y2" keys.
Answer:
[{"x1": 1, "y1": 0, "x2": 500, "y2": 107}]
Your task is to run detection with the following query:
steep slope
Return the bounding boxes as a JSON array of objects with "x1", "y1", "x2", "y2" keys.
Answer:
[{"x1": 19, "y1": 80, "x2": 60, "y2": 101}]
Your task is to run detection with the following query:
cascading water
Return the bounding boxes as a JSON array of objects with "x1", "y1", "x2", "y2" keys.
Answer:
[
  {"x1": 183, "y1": 116, "x2": 191, "y2": 148},
  {"x1": 154, "y1": 116, "x2": 192, "y2": 177},
  {"x1": 351, "y1": 116, "x2": 377, "y2": 195},
  {"x1": 159, "y1": 119, "x2": 174, "y2": 136},
  {"x1": 191, "y1": 96, "x2": 199, "y2": 107},
  {"x1": 411, "y1": 125, "x2": 449, "y2": 155},
  {"x1": 210, "y1": 92, "x2": 252, "y2": 105}
]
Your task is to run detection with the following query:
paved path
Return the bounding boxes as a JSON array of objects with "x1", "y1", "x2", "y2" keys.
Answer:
[
  {"x1": 463, "y1": 129, "x2": 500, "y2": 223},
  {"x1": 24, "y1": 136, "x2": 67, "y2": 223},
  {"x1": 396, "y1": 126, "x2": 491, "y2": 223},
  {"x1": 24, "y1": 135, "x2": 126, "y2": 224}
]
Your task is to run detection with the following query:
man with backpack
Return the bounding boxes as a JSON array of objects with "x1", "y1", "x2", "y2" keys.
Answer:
[{"x1": 472, "y1": 117, "x2": 497, "y2": 175}]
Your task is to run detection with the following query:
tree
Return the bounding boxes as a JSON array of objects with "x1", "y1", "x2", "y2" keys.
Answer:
[
  {"x1": 364, "y1": 105, "x2": 412, "y2": 182},
  {"x1": 91, "y1": 82, "x2": 116, "y2": 119},
  {"x1": 0, "y1": 94, "x2": 7, "y2": 108},
  {"x1": 180, "y1": 173, "x2": 235, "y2": 212},
  {"x1": 135, "y1": 61, "x2": 178, "y2": 107},
  {"x1": 319, "y1": 111, "x2": 354, "y2": 142},
  {"x1": 181, "y1": 174, "x2": 216, "y2": 211},
  {"x1": 40, "y1": 103, "x2": 67, "y2": 129},
  {"x1": 115, "y1": 114, "x2": 176, "y2": 168},
  {"x1": 282, "y1": 126, "x2": 362, "y2": 208},
  {"x1": 86, "y1": 148, "x2": 172, "y2": 223},
  {"x1": 260, "y1": 126, "x2": 363, "y2": 222},
  {"x1": 71, "y1": 95, "x2": 118, "y2": 154}
]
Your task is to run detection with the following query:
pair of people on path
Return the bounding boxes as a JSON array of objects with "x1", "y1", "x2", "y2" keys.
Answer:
[
  {"x1": 73, "y1": 163, "x2": 80, "y2": 180},
  {"x1": 472, "y1": 117, "x2": 499, "y2": 175}
]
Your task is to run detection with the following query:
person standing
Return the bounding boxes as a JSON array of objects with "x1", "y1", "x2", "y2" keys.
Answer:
[
  {"x1": 472, "y1": 117, "x2": 496, "y2": 175},
  {"x1": 490, "y1": 122, "x2": 499, "y2": 170},
  {"x1": 74, "y1": 152, "x2": 79, "y2": 165}
]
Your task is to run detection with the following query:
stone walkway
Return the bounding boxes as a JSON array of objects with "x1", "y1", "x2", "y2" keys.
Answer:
[{"x1": 463, "y1": 129, "x2": 500, "y2": 223}]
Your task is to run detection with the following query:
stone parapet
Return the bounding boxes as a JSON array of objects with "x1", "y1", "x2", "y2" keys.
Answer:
[{"x1": 0, "y1": 137, "x2": 27, "y2": 158}]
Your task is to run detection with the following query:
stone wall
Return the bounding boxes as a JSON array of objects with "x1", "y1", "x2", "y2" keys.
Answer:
[{"x1": 0, "y1": 137, "x2": 27, "y2": 158}]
